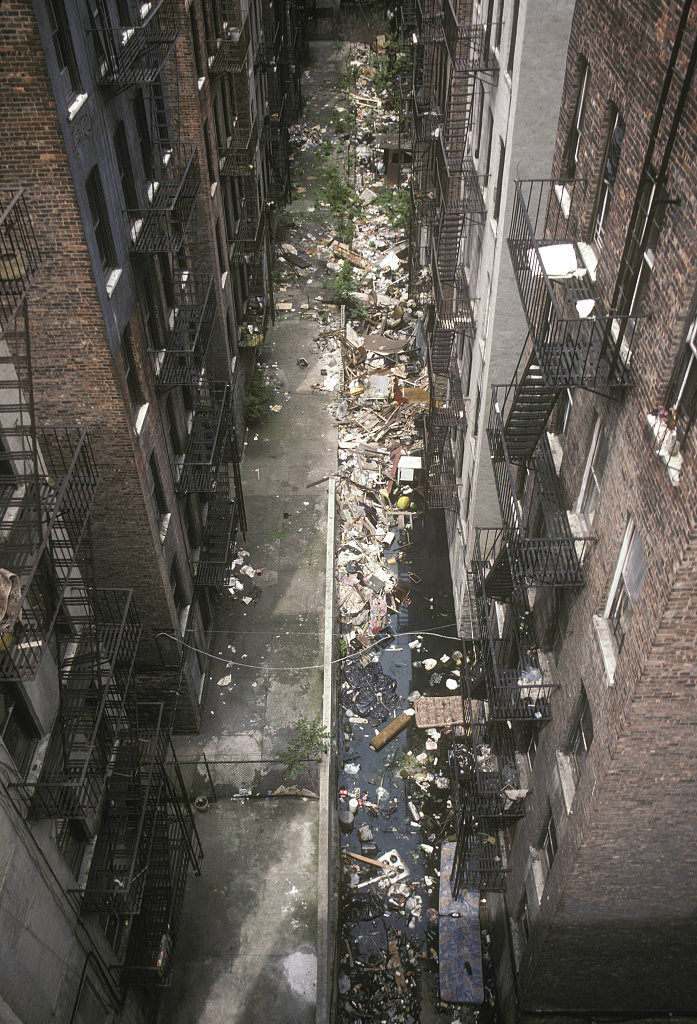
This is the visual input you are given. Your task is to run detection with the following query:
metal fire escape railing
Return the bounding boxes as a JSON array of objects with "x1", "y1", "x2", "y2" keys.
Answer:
[
  {"x1": 487, "y1": 386, "x2": 589, "y2": 589},
  {"x1": 123, "y1": 749, "x2": 204, "y2": 986},
  {"x1": 152, "y1": 273, "x2": 216, "y2": 388},
  {"x1": 175, "y1": 380, "x2": 232, "y2": 495},
  {"x1": 128, "y1": 146, "x2": 201, "y2": 255},
  {"x1": 428, "y1": 351, "x2": 467, "y2": 453},
  {"x1": 0, "y1": 424, "x2": 100, "y2": 686},
  {"x1": 508, "y1": 178, "x2": 640, "y2": 391},
  {"x1": 12, "y1": 588, "x2": 141, "y2": 821},
  {"x1": 228, "y1": 179, "x2": 265, "y2": 264},
  {"x1": 207, "y1": 0, "x2": 250, "y2": 76},
  {"x1": 422, "y1": 413, "x2": 459, "y2": 512},
  {"x1": 0, "y1": 189, "x2": 42, "y2": 333},
  {"x1": 219, "y1": 70, "x2": 259, "y2": 174},
  {"x1": 190, "y1": 473, "x2": 240, "y2": 588},
  {"x1": 90, "y1": 0, "x2": 179, "y2": 91},
  {"x1": 470, "y1": 527, "x2": 557, "y2": 723}
]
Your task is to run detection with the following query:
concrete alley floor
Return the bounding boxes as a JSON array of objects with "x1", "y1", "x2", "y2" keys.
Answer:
[{"x1": 158, "y1": 41, "x2": 347, "y2": 1024}]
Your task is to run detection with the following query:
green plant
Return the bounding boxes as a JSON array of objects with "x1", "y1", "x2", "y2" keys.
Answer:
[
  {"x1": 371, "y1": 35, "x2": 412, "y2": 109},
  {"x1": 322, "y1": 161, "x2": 361, "y2": 244},
  {"x1": 243, "y1": 365, "x2": 275, "y2": 426},
  {"x1": 373, "y1": 187, "x2": 411, "y2": 232},
  {"x1": 331, "y1": 260, "x2": 356, "y2": 308},
  {"x1": 280, "y1": 716, "x2": 331, "y2": 779}
]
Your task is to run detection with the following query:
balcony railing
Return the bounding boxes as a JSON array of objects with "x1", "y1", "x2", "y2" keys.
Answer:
[
  {"x1": 91, "y1": 0, "x2": 179, "y2": 90},
  {"x1": 443, "y1": 0, "x2": 501, "y2": 76},
  {"x1": 428, "y1": 350, "x2": 467, "y2": 457},
  {"x1": 124, "y1": 758, "x2": 203, "y2": 986},
  {"x1": 449, "y1": 747, "x2": 508, "y2": 896},
  {"x1": 13, "y1": 589, "x2": 141, "y2": 821},
  {"x1": 207, "y1": 6, "x2": 250, "y2": 75},
  {"x1": 153, "y1": 274, "x2": 216, "y2": 388},
  {"x1": 470, "y1": 528, "x2": 557, "y2": 723},
  {"x1": 191, "y1": 484, "x2": 239, "y2": 588},
  {"x1": 508, "y1": 179, "x2": 640, "y2": 388},
  {"x1": 423, "y1": 416, "x2": 459, "y2": 511},
  {"x1": 488, "y1": 387, "x2": 588, "y2": 588},
  {"x1": 456, "y1": 691, "x2": 528, "y2": 822},
  {"x1": 219, "y1": 115, "x2": 258, "y2": 177},
  {"x1": 0, "y1": 189, "x2": 42, "y2": 334},
  {"x1": 176, "y1": 382, "x2": 232, "y2": 495},
  {"x1": 0, "y1": 426, "x2": 100, "y2": 685},
  {"x1": 228, "y1": 196, "x2": 264, "y2": 263},
  {"x1": 78, "y1": 705, "x2": 168, "y2": 915},
  {"x1": 432, "y1": 257, "x2": 477, "y2": 338},
  {"x1": 128, "y1": 147, "x2": 200, "y2": 255}
]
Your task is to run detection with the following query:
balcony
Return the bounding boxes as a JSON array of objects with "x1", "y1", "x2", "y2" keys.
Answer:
[
  {"x1": 0, "y1": 426, "x2": 100, "y2": 686},
  {"x1": 91, "y1": 0, "x2": 179, "y2": 90},
  {"x1": 228, "y1": 195, "x2": 264, "y2": 264},
  {"x1": 508, "y1": 179, "x2": 640, "y2": 388},
  {"x1": 0, "y1": 189, "x2": 42, "y2": 334},
  {"x1": 435, "y1": 147, "x2": 486, "y2": 221},
  {"x1": 78, "y1": 705, "x2": 168, "y2": 915},
  {"x1": 124, "y1": 759, "x2": 203, "y2": 986},
  {"x1": 427, "y1": 350, "x2": 467, "y2": 456},
  {"x1": 207, "y1": 5, "x2": 250, "y2": 75},
  {"x1": 219, "y1": 114, "x2": 258, "y2": 177},
  {"x1": 129, "y1": 147, "x2": 200, "y2": 255},
  {"x1": 423, "y1": 416, "x2": 459, "y2": 511},
  {"x1": 175, "y1": 382, "x2": 232, "y2": 495},
  {"x1": 470, "y1": 528, "x2": 557, "y2": 723},
  {"x1": 488, "y1": 386, "x2": 588, "y2": 589},
  {"x1": 449, "y1": 749, "x2": 508, "y2": 896},
  {"x1": 191, "y1": 484, "x2": 239, "y2": 588},
  {"x1": 432, "y1": 257, "x2": 477, "y2": 340},
  {"x1": 13, "y1": 589, "x2": 141, "y2": 821},
  {"x1": 443, "y1": 0, "x2": 501, "y2": 76},
  {"x1": 153, "y1": 274, "x2": 216, "y2": 388},
  {"x1": 454, "y1": 692, "x2": 528, "y2": 822}
]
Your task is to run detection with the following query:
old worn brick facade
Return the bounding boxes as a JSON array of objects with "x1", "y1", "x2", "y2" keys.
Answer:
[{"x1": 477, "y1": 0, "x2": 697, "y2": 1017}]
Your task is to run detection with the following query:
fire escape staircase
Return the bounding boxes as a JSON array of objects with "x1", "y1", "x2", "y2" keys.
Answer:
[
  {"x1": 90, "y1": 0, "x2": 179, "y2": 92},
  {"x1": 152, "y1": 273, "x2": 216, "y2": 388},
  {"x1": 207, "y1": 0, "x2": 250, "y2": 76},
  {"x1": 175, "y1": 380, "x2": 233, "y2": 496}
]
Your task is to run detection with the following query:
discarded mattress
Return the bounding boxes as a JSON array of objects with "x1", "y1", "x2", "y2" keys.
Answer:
[{"x1": 438, "y1": 842, "x2": 484, "y2": 1005}]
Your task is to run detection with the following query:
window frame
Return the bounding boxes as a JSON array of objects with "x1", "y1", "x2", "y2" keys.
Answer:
[
  {"x1": 604, "y1": 519, "x2": 647, "y2": 654},
  {"x1": 113, "y1": 121, "x2": 139, "y2": 213},
  {"x1": 85, "y1": 166, "x2": 117, "y2": 277},
  {"x1": 591, "y1": 106, "x2": 625, "y2": 250},
  {"x1": 576, "y1": 415, "x2": 608, "y2": 525},
  {"x1": 147, "y1": 452, "x2": 168, "y2": 521},
  {"x1": 47, "y1": 0, "x2": 82, "y2": 102},
  {"x1": 540, "y1": 810, "x2": 558, "y2": 880},
  {"x1": 666, "y1": 307, "x2": 697, "y2": 444},
  {"x1": 0, "y1": 689, "x2": 38, "y2": 775},
  {"x1": 563, "y1": 58, "x2": 590, "y2": 179},
  {"x1": 567, "y1": 686, "x2": 593, "y2": 787},
  {"x1": 121, "y1": 325, "x2": 144, "y2": 410}
]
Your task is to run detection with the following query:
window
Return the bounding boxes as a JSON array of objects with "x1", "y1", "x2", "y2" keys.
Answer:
[
  {"x1": 113, "y1": 122, "x2": 138, "y2": 211},
  {"x1": 507, "y1": 0, "x2": 519, "y2": 75},
  {"x1": 605, "y1": 520, "x2": 647, "y2": 654},
  {"x1": 616, "y1": 169, "x2": 667, "y2": 318},
  {"x1": 517, "y1": 893, "x2": 530, "y2": 944},
  {"x1": 52, "y1": 819, "x2": 87, "y2": 877},
  {"x1": 47, "y1": 0, "x2": 82, "y2": 101},
  {"x1": 189, "y1": 6, "x2": 205, "y2": 81},
  {"x1": 85, "y1": 166, "x2": 117, "y2": 276},
  {"x1": 592, "y1": 107, "x2": 625, "y2": 249},
  {"x1": 540, "y1": 810, "x2": 558, "y2": 880},
  {"x1": 0, "y1": 690, "x2": 37, "y2": 774},
  {"x1": 169, "y1": 559, "x2": 188, "y2": 621},
  {"x1": 166, "y1": 394, "x2": 183, "y2": 456},
  {"x1": 216, "y1": 219, "x2": 227, "y2": 278},
  {"x1": 493, "y1": 138, "x2": 505, "y2": 222},
  {"x1": 141, "y1": 268, "x2": 162, "y2": 348},
  {"x1": 483, "y1": 117, "x2": 494, "y2": 180},
  {"x1": 562, "y1": 58, "x2": 589, "y2": 179},
  {"x1": 553, "y1": 389, "x2": 573, "y2": 436},
  {"x1": 147, "y1": 453, "x2": 168, "y2": 520},
  {"x1": 474, "y1": 83, "x2": 485, "y2": 160},
  {"x1": 0, "y1": 435, "x2": 16, "y2": 503},
  {"x1": 133, "y1": 90, "x2": 153, "y2": 179},
  {"x1": 204, "y1": 122, "x2": 217, "y2": 189},
  {"x1": 666, "y1": 307, "x2": 697, "y2": 443},
  {"x1": 494, "y1": 0, "x2": 504, "y2": 49},
  {"x1": 577, "y1": 416, "x2": 608, "y2": 525},
  {"x1": 121, "y1": 326, "x2": 143, "y2": 409},
  {"x1": 568, "y1": 686, "x2": 593, "y2": 787},
  {"x1": 524, "y1": 724, "x2": 538, "y2": 775}
]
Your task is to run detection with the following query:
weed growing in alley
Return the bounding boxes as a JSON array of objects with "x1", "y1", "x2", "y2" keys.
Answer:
[{"x1": 280, "y1": 716, "x2": 331, "y2": 779}]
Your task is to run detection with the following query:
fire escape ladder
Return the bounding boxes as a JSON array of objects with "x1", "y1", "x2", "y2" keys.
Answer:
[
  {"x1": 493, "y1": 347, "x2": 560, "y2": 463},
  {"x1": 90, "y1": 0, "x2": 180, "y2": 92}
]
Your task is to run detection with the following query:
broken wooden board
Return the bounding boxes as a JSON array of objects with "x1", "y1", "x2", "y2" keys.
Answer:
[
  {"x1": 331, "y1": 239, "x2": 373, "y2": 271},
  {"x1": 414, "y1": 696, "x2": 465, "y2": 729}
]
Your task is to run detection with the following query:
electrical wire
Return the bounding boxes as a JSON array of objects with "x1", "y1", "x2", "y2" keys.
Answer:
[{"x1": 156, "y1": 623, "x2": 461, "y2": 672}]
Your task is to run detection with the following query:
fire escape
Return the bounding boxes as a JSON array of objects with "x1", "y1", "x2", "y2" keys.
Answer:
[
  {"x1": 261, "y1": 0, "x2": 291, "y2": 205},
  {"x1": 409, "y1": 0, "x2": 496, "y2": 511},
  {"x1": 0, "y1": 190, "x2": 202, "y2": 987}
]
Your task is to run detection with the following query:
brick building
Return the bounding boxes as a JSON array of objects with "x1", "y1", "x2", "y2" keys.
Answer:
[
  {"x1": 0, "y1": 0, "x2": 303, "y2": 1018},
  {"x1": 440, "y1": 0, "x2": 697, "y2": 1019},
  {"x1": 0, "y1": 0, "x2": 303, "y2": 730}
]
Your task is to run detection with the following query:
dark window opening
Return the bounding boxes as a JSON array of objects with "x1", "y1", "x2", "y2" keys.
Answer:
[
  {"x1": 113, "y1": 121, "x2": 138, "y2": 211},
  {"x1": 0, "y1": 435, "x2": 17, "y2": 503},
  {"x1": 493, "y1": 138, "x2": 506, "y2": 222},
  {"x1": 121, "y1": 325, "x2": 143, "y2": 408},
  {"x1": 568, "y1": 686, "x2": 593, "y2": 787},
  {"x1": 169, "y1": 559, "x2": 187, "y2": 618},
  {"x1": 189, "y1": 6, "x2": 205, "y2": 80},
  {"x1": 540, "y1": 810, "x2": 558, "y2": 879},
  {"x1": 592, "y1": 106, "x2": 625, "y2": 249},
  {"x1": 0, "y1": 690, "x2": 37, "y2": 775},
  {"x1": 147, "y1": 452, "x2": 168, "y2": 520},
  {"x1": 563, "y1": 58, "x2": 589, "y2": 179},
  {"x1": 133, "y1": 90, "x2": 153, "y2": 180},
  {"x1": 85, "y1": 166, "x2": 117, "y2": 276},
  {"x1": 507, "y1": 0, "x2": 520, "y2": 75},
  {"x1": 47, "y1": 0, "x2": 82, "y2": 99}
]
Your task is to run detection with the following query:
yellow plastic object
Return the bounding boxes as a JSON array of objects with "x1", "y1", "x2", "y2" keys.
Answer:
[{"x1": 396, "y1": 495, "x2": 411, "y2": 510}]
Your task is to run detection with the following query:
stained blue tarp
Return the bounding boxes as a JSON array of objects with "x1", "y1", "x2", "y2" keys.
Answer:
[{"x1": 438, "y1": 842, "x2": 484, "y2": 1004}]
